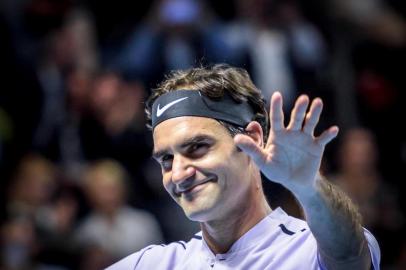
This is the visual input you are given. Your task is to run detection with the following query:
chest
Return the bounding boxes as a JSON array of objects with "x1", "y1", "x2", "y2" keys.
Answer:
[{"x1": 145, "y1": 240, "x2": 321, "y2": 270}]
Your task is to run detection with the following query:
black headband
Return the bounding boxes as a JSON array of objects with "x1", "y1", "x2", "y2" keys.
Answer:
[{"x1": 151, "y1": 90, "x2": 255, "y2": 129}]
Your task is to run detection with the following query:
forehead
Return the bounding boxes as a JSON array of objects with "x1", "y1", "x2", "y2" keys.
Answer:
[{"x1": 153, "y1": 116, "x2": 230, "y2": 149}]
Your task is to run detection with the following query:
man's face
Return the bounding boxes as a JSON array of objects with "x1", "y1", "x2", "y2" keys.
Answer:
[{"x1": 153, "y1": 116, "x2": 254, "y2": 222}]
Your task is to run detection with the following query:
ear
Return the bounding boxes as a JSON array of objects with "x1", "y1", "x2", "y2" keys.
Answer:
[{"x1": 244, "y1": 121, "x2": 264, "y2": 148}]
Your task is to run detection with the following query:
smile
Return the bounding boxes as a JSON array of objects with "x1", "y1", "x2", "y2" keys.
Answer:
[{"x1": 176, "y1": 177, "x2": 216, "y2": 196}]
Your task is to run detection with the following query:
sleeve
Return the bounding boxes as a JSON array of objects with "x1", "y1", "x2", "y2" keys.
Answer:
[
  {"x1": 317, "y1": 228, "x2": 381, "y2": 270},
  {"x1": 105, "y1": 245, "x2": 157, "y2": 270},
  {"x1": 364, "y1": 228, "x2": 381, "y2": 270}
]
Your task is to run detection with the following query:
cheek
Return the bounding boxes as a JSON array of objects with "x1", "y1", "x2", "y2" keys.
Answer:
[
  {"x1": 162, "y1": 174, "x2": 172, "y2": 192},
  {"x1": 199, "y1": 149, "x2": 230, "y2": 169},
  {"x1": 203, "y1": 157, "x2": 244, "y2": 191},
  {"x1": 200, "y1": 148, "x2": 245, "y2": 180},
  {"x1": 222, "y1": 155, "x2": 251, "y2": 186}
]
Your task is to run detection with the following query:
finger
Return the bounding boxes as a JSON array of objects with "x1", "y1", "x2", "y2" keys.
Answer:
[
  {"x1": 287, "y1": 95, "x2": 309, "y2": 131},
  {"x1": 270, "y1": 92, "x2": 284, "y2": 131},
  {"x1": 316, "y1": 126, "x2": 339, "y2": 146},
  {"x1": 234, "y1": 134, "x2": 267, "y2": 166},
  {"x1": 303, "y1": 98, "x2": 323, "y2": 135}
]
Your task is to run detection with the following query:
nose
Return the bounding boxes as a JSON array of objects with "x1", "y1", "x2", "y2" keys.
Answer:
[{"x1": 171, "y1": 154, "x2": 196, "y2": 185}]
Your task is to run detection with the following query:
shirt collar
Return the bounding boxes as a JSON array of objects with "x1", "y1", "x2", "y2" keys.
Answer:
[{"x1": 199, "y1": 207, "x2": 288, "y2": 258}]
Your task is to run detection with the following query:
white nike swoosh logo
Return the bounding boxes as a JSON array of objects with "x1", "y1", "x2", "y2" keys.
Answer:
[{"x1": 156, "y1": 97, "x2": 189, "y2": 117}]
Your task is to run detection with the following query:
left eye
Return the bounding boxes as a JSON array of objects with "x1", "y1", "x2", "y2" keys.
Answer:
[{"x1": 188, "y1": 143, "x2": 209, "y2": 155}]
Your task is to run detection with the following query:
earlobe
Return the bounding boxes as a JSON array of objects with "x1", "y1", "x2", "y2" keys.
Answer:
[{"x1": 245, "y1": 121, "x2": 264, "y2": 148}]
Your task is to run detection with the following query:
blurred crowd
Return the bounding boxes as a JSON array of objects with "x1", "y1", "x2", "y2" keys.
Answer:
[{"x1": 0, "y1": 0, "x2": 405, "y2": 269}]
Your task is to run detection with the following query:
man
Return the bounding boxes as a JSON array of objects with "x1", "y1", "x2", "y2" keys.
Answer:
[{"x1": 107, "y1": 64, "x2": 380, "y2": 269}]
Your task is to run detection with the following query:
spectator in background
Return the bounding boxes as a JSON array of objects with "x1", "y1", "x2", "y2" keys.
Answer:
[
  {"x1": 330, "y1": 0, "x2": 406, "y2": 47},
  {"x1": 75, "y1": 159, "x2": 163, "y2": 269},
  {"x1": 325, "y1": 0, "x2": 406, "y2": 147},
  {"x1": 1, "y1": 216, "x2": 37, "y2": 270},
  {"x1": 6, "y1": 154, "x2": 57, "y2": 220},
  {"x1": 109, "y1": 0, "x2": 233, "y2": 86},
  {"x1": 31, "y1": 8, "x2": 99, "y2": 179},
  {"x1": 88, "y1": 71, "x2": 146, "y2": 136},
  {"x1": 58, "y1": 66, "x2": 95, "y2": 179},
  {"x1": 330, "y1": 127, "x2": 404, "y2": 268},
  {"x1": 223, "y1": 0, "x2": 327, "y2": 107},
  {"x1": 3, "y1": 153, "x2": 81, "y2": 269},
  {"x1": 33, "y1": 8, "x2": 98, "y2": 149},
  {"x1": 84, "y1": 71, "x2": 154, "y2": 207}
]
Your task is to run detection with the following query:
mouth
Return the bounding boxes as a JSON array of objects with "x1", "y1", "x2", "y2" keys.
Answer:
[{"x1": 175, "y1": 177, "x2": 216, "y2": 197}]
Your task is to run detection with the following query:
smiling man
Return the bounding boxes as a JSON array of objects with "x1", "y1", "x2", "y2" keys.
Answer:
[{"x1": 107, "y1": 64, "x2": 380, "y2": 269}]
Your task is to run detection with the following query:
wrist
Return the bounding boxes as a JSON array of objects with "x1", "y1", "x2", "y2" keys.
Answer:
[{"x1": 288, "y1": 173, "x2": 324, "y2": 204}]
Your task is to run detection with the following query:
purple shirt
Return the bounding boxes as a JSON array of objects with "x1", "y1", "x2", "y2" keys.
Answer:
[{"x1": 107, "y1": 207, "x2": 380, "y2": 269}]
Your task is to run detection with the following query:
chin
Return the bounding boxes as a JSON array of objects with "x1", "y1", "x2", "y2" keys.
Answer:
[
  {"x1": 183, "y1": 204, "x2": 217, "y2": 222},
  {"x1": 178, "y1": 187, "x2": 223, "y2": 222},
  {"x1": 186, "y1": 213, "x2": 208, "y2": 223}
]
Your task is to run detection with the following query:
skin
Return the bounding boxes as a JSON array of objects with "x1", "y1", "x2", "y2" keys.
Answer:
[{"x1": 153, "y1": 92, "x2": 371, "y2": 269}]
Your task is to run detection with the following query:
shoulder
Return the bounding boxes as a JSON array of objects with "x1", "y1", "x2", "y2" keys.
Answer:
[
  {"x1": 106, "y1": 233, "x2": 203, "y2": 270},
  {"x1": 268, "y1": 208, "x2": 311, "y2": 239},
  {"x1": 256, "y1": 208, "x2": 319, "y2": 259}
]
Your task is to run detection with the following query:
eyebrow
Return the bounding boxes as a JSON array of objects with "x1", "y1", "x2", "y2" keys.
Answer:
[{"x1": 152, "y1": 134, "x2": 215, "y2": 160}]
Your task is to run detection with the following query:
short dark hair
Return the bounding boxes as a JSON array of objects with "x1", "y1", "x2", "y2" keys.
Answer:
[{"x1": 145, "y1": 64, "x2": 269, "y2": 141}]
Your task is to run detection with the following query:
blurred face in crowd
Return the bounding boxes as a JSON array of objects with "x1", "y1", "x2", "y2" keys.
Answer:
[
  {"x1": 90, "y1": 73, "x2": 121, "y2": 117},
  {"x1": 153, "y1": 116, "x2": 256, "y2": 222},
  {"x1": 85, "y1": 169, "x2": 124, "y2": 214},
  {"x1": 339, "y1": 128, "x2": 377, "y2": 171},
  {"x1": 11, "y1": 156, "x2": 56, "y2": 207}
]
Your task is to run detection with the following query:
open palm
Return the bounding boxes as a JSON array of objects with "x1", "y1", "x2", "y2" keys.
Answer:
[{"x1": 234, "y1": 92, "x2": 338, "y2": 193}]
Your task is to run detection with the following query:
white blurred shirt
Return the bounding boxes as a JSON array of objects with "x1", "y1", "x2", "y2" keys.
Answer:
[{"x1": 76, "y1": 206, "x2": 163, "y2": 258}]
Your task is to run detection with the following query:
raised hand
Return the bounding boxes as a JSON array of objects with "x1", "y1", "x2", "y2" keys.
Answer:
[{"x1": 234, "y1": 92, "x2": 339, "y2": 194}]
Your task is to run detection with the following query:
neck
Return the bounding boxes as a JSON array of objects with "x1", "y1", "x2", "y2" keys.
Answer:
[{"x1": 201, "y1": 188, "x2": 271, "y2": 254}]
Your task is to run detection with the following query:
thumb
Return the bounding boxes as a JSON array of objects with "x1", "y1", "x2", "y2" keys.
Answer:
[{"x1": 234, "y1": 134, "x2": 267, "y2": 166}]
